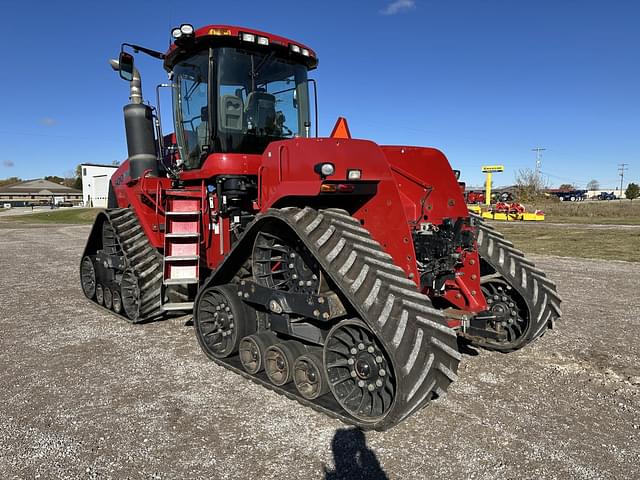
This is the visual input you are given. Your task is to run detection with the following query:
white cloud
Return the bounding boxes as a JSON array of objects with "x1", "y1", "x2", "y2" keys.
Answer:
[
  {"x1": 2, "y1": 160, "x2": 15, "y2": 167},
  {"x1": 380, "y1": 0, "x2": 416, "y2": 15},
  {"x1": 40, "y1": 117, "x2": 57, "y2": 126}
]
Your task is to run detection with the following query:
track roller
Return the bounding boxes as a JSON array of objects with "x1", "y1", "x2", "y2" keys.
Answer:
[
  {"x1": 239, "y1": 332, "x2": 278, "y2": 374},
  {"x1": 112, "y1": 291, "x2": 122, "y2": 314},
  {"x1": 265, "y1": 341, "x2": 307, "y2": 387},
  {"x1": 95, "y1": 284, "x2": 104, "y2": 306},
  {"x1": 103, "y1": 287, "x2": 113, "y2": 310},
  {"x1": 294, "y1": 348, "x2": 330, "y2": 400}
]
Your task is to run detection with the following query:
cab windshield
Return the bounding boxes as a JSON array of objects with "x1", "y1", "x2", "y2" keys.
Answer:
[
  {"x1": 172, "y1": 47, "x2": 311, "y2": 170},
  {"x1": 216, "y1": 47, "x2": 311, "y2": 154}
]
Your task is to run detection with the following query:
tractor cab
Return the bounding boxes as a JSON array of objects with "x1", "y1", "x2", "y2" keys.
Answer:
[{"x1": 163, "y1": 25, "x2": 318, "y2": 170}]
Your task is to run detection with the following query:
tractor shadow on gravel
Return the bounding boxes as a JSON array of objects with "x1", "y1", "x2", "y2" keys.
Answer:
[
  {"x1": 324, "y1": 428, "x2": 389, "y2": 480},
  {"x1": 457, "y1": 337, "x2": 480, "y2": 356}
]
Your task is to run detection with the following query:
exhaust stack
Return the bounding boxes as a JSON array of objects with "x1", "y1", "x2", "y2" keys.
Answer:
[{"x1": 110, "y1": 59, "x2": 158, "y2": 179}]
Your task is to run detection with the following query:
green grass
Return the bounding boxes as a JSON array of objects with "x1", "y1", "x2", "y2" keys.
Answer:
[
  {"x1": 493, "y1": 223, "x2": 640, "y2": 262},
  {"x1": 532, "y1": 199, "x2": 640, "y2": 225},
  {"x1": 1, "y1": 208, "x2": 101, "y2": 224}
]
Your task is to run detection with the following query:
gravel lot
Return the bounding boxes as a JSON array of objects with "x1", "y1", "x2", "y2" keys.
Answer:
[{"x1": 1, "y1": 223, "x2": 638, "y2": 479}]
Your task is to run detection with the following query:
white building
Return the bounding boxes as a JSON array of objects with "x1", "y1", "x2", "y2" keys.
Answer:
[{"x1": 81, "y1": 164, "x2": 119, "y2": 207}]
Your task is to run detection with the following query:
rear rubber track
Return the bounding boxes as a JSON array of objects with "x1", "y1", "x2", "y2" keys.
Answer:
[
  {"x1": 472, "y1": 213, "x2": 563, "y2": 351},
  {"x1": 93, "y1": 208, "x2": 164, "y2": 323},
  {"x1": 197, "y1": 207, "x2": 461, "y2": 430}
]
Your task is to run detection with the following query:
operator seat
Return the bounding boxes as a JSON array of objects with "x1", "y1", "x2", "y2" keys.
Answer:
[
  {"x1": 245, "y1": 91, "x2": 277, "y2": 135},
  {"x1": 219, "y1": 94, "x2": 244, "y2": 131}
]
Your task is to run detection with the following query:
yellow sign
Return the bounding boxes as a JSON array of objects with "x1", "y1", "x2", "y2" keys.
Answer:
[{"x1": 481, "y1": 165, "x2": 505, "y2": 173}]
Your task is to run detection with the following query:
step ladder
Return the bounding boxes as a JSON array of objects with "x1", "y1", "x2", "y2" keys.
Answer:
[{"x1": 161, "y1": 193, "x2": 201, "y2": 312}]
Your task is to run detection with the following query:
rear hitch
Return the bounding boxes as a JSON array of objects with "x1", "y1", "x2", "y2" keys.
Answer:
[{"x1": 444, "y1": 308, "x2": 508, "y2": 341}]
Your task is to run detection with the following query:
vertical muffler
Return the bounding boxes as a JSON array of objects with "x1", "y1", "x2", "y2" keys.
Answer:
[{"x1": 110, "y1": 58, "x2": 159, "y2": 179}]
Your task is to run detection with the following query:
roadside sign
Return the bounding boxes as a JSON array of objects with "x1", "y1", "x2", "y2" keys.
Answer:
[{"x1": 481, "y1": 165, "x2": 505, "y2": 173}]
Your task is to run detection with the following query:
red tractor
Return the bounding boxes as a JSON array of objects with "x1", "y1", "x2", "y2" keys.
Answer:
[{"x1": 80, "y1": 24, "x2": 561, "y2": 430}]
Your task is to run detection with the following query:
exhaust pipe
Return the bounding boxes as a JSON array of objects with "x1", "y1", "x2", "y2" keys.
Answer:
[
  {"x1": 109, "y1": 59, "x2": 158, "y2": 179},
  {"x1": 109, "y1": 59, "x2": 142, "y2": 104}
]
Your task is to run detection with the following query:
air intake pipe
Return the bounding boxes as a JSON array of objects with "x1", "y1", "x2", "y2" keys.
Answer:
[{"x1": 109, "y1": 59, "x2": 159, "y2": 179}]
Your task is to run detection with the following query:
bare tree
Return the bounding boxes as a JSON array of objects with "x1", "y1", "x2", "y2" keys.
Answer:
[
  {"x1": 515, "y1": 168, "x2": 546, "y2": 203},
  {"x1": 586, "y1": 179, "x2": 600, "y2": 191}
]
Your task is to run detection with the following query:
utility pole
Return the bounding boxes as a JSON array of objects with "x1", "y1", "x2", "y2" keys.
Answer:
[
  {"x1": 618, "y1": 163, "x2": 628, "y2": 199},
  {"x1": 532, "y1": 147, "x2": 546, "y2": 177}
]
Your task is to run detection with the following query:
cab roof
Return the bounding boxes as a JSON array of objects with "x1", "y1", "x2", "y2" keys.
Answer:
[{"x1": 164, "y1": 24, "x2": 318, "y2": 71}]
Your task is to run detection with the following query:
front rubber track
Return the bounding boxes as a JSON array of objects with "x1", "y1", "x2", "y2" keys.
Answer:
[
  {"x1": 472, "y1": 213, "x2": 563, "y2": 351},
  {"x1": 83, "y1": 208, "x2": 164, "y2": 323},
  {"x1": 195, "y1": 207, "x2": 461, "y2": 430}
]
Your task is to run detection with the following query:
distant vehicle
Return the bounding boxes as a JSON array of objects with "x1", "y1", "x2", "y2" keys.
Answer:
[
  {"x1": 3, "y1": 203, "x2": 11, "y2": 209},
  {"x1": 58, "y1": 201, "x2": 74, "y2": 207},
  {"x1": 597, "y1": 192, "x2": 617, "y2": 201},
  {"x1": 548, "y1": 189, "x2": 587, "y2": 202}
]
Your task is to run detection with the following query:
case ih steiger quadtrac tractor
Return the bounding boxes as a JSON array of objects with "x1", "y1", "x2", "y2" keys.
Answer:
[{"x1": 80, "y1": 24, "x2": 562, "y2": 430}]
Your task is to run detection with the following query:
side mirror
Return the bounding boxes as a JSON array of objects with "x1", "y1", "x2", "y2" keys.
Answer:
[
  {"x1": 119, "y1": 51, "x2": 135, "y2": 81},
  {"x1": 453, "y1": 169, "x2": 461, "y2": 180}
]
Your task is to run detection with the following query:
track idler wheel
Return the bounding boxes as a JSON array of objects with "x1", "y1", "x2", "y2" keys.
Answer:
[
  {"x1": 265, "y1": 341, "x2": 306, "y2": 387},
  {"x1": 324, "y1": 320, "x2": 395, "y2": 422},
  {"x1": 479, "y1": 280, "x2": 529, "y2": 347},
  {"x1": 194, "y1": 285, "x2": 255, "y2": 360},
  {"x1": 80, "y1": 256, "x2": 96, "y2": 299},
  {"x1": 294, "y1": 349, "x2": 330, "y2": 400},
  {"x1": 239, "y1": 332, "x2": 278, "y2": 375}
]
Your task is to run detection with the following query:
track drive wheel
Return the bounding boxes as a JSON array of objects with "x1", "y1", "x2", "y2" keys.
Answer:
[
  {"x1": 324, "y1": 320, "x2": 395, "y2": 423},
  {"x1": 120, "y1": 269, "x2": 140, "y2": 321},
  {"x1": 252, "y1": 231, "x2": 321, "y2": 294},
  {"x1": 194, "y1": 285, "x2": 256, "y2": 359}
]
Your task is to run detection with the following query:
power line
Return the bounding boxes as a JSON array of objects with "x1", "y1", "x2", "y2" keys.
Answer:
[{"x1": 618, "y1": 163, "x2": 628, "y2": 197}]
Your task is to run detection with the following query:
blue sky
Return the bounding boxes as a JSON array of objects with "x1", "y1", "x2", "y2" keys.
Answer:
[{"x1": 1, "y1": 0, "x2": 638, "y2": 188}]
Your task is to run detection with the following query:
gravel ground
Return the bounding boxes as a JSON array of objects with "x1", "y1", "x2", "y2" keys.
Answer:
[{"x1": 0, "y1": 223, "x2": 638, "y2": 479}]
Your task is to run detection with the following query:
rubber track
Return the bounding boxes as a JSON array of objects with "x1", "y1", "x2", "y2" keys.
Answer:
[
  {"x1": 471, "y1": 213, "x2": 563, "y2": 351},
  {"x1": 92, "y1": 208, "x2": 164, "y2": 323},
  {"x1": 198, "y1": 207, "x2": 461, "y2": 430}
]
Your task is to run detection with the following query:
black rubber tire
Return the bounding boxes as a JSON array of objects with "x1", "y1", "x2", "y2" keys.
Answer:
[
  {"x1": 472, "y1": 214, "x2": 562, "y2": 352},
  {"x1": 194, "y1": 284, "x2": 256, "y2": 360}
]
